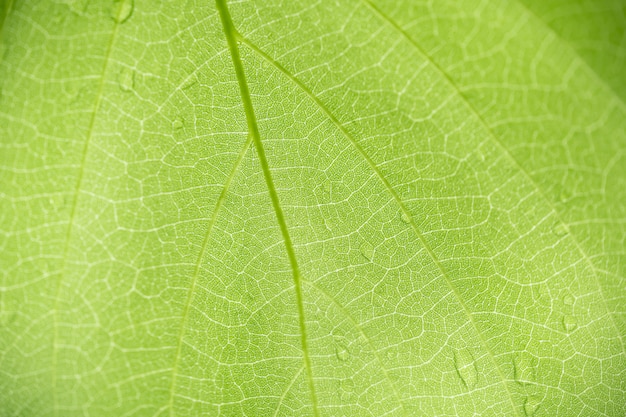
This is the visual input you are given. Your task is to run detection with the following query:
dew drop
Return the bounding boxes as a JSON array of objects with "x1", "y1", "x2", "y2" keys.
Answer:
[
  {"x1": 118, "y1": 67, "x2": 134, "y2": 92},
  {"x1": 552, "y1": 223, "x2": 569, "y2": 237},
  {"x1": 513, "y1": 354, "x2": 535, "y2": 385},
  {"x1": 524, "y1": 396, "x2": 541, "y2": 416},
  {"x1": 454, "y1": 349, "x2": 478, "y2": 389},
  {"x1": 62, "y1": 0, "x2": 88, "y2": 15},
  {"x1": 562, "y1": 293, "x2": 574, "y2": 306},
  {"x1": 400, "y1": 211, "x2": 411, "y2": 224},
  {"x1": 558, "y1": 187, "x2": 571, "y2": 203},
  {"x1": 111, "y1": 0, "x2": 134, "y2": 23},
  {"x1": 359, "y1": 241, "x2": 374, "y2": 261},
  {"x1": 181, "y1": 78, "x2": 197, "y2": 90},
  {"x1": 172, "y1": 117, "x2": 184, "y2": 130},
  {"x1": 335, "y1": 342, "x2": 350, "y2": 362},
  {"x1": 372, "y1": 292, "x2": 385, "y2": 307},
  {"x1": 562, "y1": 315, "x2": 577, "y2": 332}
]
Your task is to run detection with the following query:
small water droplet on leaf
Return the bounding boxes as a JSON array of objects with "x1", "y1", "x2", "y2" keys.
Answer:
[
  {"x1": 513, "y1": 353, "x2": 535, "y2": 385},
  {"x1": 562, "y1": 315, "x2": 577, "y2": 332},
  {"x1": 118, "y1": 67, "x2": 134, "y2": 92},
  {"x1": 562, "y1": 293, "x2": 574, "y2": 306},
  {"x1": 454, "y1": 349, "x2": 478, "y2": 388},
  {"x1": 552, "y1": 223, "x2": 569, "y2": 237},
  {"x1": 335, "y1": 342, "x2": 349, "y2": 361},
  {"x1": 172, "y1": 117, "x2": 184, "y2": 130},
  {"x1": 558, "y1": 187, "x2": 571, "y2": 203},
  {"x1": 112, "y1": 0, "x2": 134, "y2": 23},
  {"x1": 61, "y1": 0, "x2": 88, "y2": 15},
  {"x1": 181, "y1": 78, "x2": 197, "y2": 90},
  {"x1": 359, "y1": 241, "x2": 374, "y2": 261},
  {"x1": 524, "y1": 395, "x2": 541, "y2": 416},
  {"x1": 400, "y1": 211, "x2": 411, "y2": 224}
]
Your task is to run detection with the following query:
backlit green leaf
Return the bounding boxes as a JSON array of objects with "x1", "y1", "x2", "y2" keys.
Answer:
[{"x1": 1, "y1": 0, "x2": 625, "y2": 416}]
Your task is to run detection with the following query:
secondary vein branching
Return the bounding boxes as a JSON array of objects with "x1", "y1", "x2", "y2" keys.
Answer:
[
  {"x1": 215, "y1": 1, "x2": 320, "y2": 416},
  {"x1": 237, "y1": 34, "x2": 519, "y2": 417},
  {"x1": 165, "y1": 134, "x2": 253, "y2": 416},
  {"x1": 51, "y1": 3, "x2": 126, "y2": 415},
  {"x1": 363, "y1": 0, "x2": 626, "y2": 355}
]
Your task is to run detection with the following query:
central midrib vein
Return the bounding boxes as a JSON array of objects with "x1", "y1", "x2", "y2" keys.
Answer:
[{"x1": 215, "y1": 1, "x2": 320, "y2": 416}]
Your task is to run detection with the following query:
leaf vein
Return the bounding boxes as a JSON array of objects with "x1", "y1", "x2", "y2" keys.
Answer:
[
  {"x1": 216, "y1": 1, "x2": 320, "y2": 415},
  {"x1": 364, "y1": 0, "x2": 625, "y2": 354},
  {"x1": 239, "y1": 34, "x2": 521, "y2": 417}
]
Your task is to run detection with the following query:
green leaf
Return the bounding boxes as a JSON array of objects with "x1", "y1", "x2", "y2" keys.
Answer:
[{"x1": 1, "y1": 0, "x2": 625, "y2": 416}]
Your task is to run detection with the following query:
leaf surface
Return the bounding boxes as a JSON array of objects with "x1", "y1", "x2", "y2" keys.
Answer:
[{"x1": 1, "y1": 0, "x2": 625, "y2": 416}]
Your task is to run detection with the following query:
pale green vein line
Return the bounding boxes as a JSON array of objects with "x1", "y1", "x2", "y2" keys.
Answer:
[
  {"x1": 50, "y1": 3, "x2": 126, "y2": 415},
  {"x1": 363, "y1": 0, "x2": 626, "y2": 355},
  {"x1": 215, "y1": 1, "x2": 320, "y2": 416},
  {"x1": 303, "y1": 280, "x2": 407, "y2": 416},
  {"x1": 272, "y1": 366, "x2": 304, "y2": 417},
  {"x1": 239, "y1": 36, "x2": 521, "y2": 417},
  {"x1": 164, "y1": 134, "x2": 253, "y2": 417}
]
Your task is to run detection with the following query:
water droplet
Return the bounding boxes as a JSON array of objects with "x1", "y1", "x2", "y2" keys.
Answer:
[
  {"x1": 552, "y1": 223, "x2": 569, "y2": 237},
  {"x1": 454, "y1": 349, "x2": 478, "y2": 388},
  {"x1": 118, "y1": 67, "x2": 134, "y2": 92},
  {"x1": 558, "y1": 187, "x2": 571, "y2": 203},
  {"x1": 181, "y1": 78, "x2": 197, "y2": 90},
  {"x1": 513, "y1": 354, "x2": 535, "y2": 385},
  {"x1": 372, "y1": 292, "x2": 385, "y2": 307},
  {"x1": 172, "y1": 117, "x2": 184, "y2": 130},
  {"x1": 400, "y1": 211, "x2": 411, "y2": 224},
  {"x1": 359, "y1": 241, "x2": 374, "y2": 261},
  {"x1": 562, "y1": 315, "x2": 577, "y2": 332},
  {"x1": 112, "y1": 0, "x2": 134, "y2": 23},
  {"x1": 562, "y1": 293, "x2": 574, "y2": 306},
  {"x1": 524, "y1": 395, "x2": 541, "y2": 416},
  {"x1": 341, "y1": 379, "x2": 355, "y2": 393},
  {"x1": 61, "y1": 0, "x2": 88, "y2": 15},
  {"x1": 335, "y1": 342, "x2": 349, "y2": 361}
]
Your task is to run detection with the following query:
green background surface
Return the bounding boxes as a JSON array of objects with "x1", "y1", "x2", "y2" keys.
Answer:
[{"x1": 0, "y1": 0, "x2": 625, "y2": 415}]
